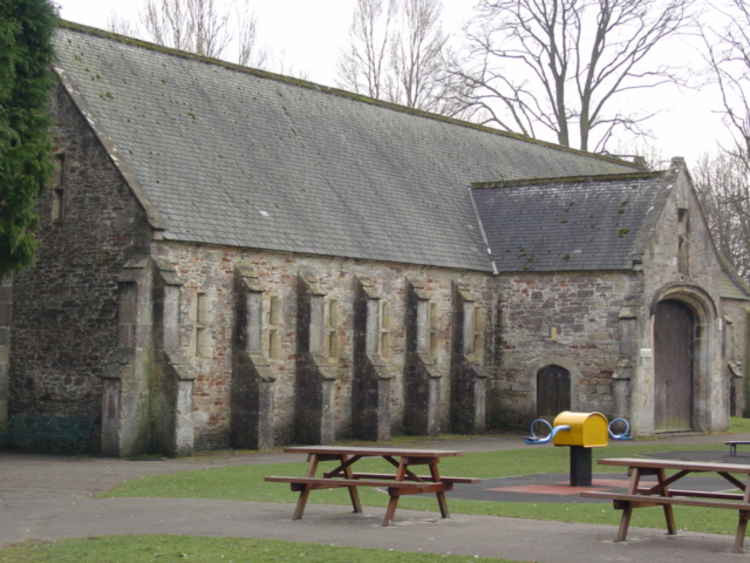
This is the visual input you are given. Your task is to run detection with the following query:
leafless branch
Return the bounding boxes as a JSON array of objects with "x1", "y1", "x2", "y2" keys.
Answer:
[
  {"x1": 448, "y1": 0, "x2": 693, "y2": 151},
  {"x1": 694, "y1": 151, "x2": 750, "y2": 281},
  {"x1": 337, "y1": 0, "x2": 461, "y2": 114},
  {"x1": 702, "y1": 0, "x2": 750, "y2": 158}
]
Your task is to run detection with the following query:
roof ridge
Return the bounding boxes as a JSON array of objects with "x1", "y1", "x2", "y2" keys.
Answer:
[
  {"x1": 57, "y1": 19, "x2": 643, "y2": 171},
  {"x1": 471, "y1": 170, "x2": 665, "y2": 190}
]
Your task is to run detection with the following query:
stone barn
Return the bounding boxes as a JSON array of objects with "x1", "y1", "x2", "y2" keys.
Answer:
[{"x1": 2, "y1": 21, "x2": 748, "y2": 455}]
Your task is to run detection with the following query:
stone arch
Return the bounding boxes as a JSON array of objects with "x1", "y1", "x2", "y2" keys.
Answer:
[{"x1": 649, "y1": 283, "x2": 718, "y2": 433}]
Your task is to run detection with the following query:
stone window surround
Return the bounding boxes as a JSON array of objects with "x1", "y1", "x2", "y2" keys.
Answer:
[
  {"x1": 456, "y1": 286, "x2": 486, "y2": 362},
  {"x1": 359, "y1": 277, "x2": 391, "y2": 360},
  {"x1": 235, "y1": 267, "x2": 285, "y2": 363},
  {"x1": 410, "y1": 282, "x2": 438, "y2": 360},
  {"x1": 191, "y1": 291, "x2": 212, "y2": 358},
  {"x1": 299, "y1": 274, "x2": 340, "y2": 361},
  {"x1": 365, "y1": 298, "x2": 392, "y2": 358}
]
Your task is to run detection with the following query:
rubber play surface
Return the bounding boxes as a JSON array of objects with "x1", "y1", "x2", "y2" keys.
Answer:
[{"x1": 449, "y1": 449, "x2": 750, "y2": 503}]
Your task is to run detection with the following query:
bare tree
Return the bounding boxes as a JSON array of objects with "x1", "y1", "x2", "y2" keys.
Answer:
[
  {"x1": 234, "y1": 3, "x2": 266, "y2": 68},
  {"x1": 141, "y1": 0, "x2": 230, "y2": 58},
  {"x1": 602, "y1": 139, "x2": 668, "y2": 170},
  {"x1": 338, "y1": 0, "x2": 462, "y2": 114},
  {"x1": 107, "y1": 13, "x2": 137, "y2": 38},
  {"x1": 338, "y1": 0, "x2": 396, "y2": 101},
  {"x1": 450, "y1": 0, "x2": 692, "y2": 152},
  {"x1": 108, "y1": 0, "x2": 266, "y2": 68},
  {"x1": 702, "y1": 0, "x2": 750, "y2": 159},
  {"x1": 694, "y1": 151, "x2": 750, "y2": 281}
]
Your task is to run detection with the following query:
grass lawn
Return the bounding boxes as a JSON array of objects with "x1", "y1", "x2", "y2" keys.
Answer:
[
  {"x1": 0, "y1": 536, "x2": 523, "y2": 562},
  {"x1": 101, "y1": 427, "x2": 748, "y2": 536},
  {"x1": 3, "y1": 421, "x2": 748, "y2": 562}
]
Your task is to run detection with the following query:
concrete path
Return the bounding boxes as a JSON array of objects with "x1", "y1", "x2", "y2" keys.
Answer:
[{"x1": 2, "y1": 432, "x2": 750, "y2": 562}]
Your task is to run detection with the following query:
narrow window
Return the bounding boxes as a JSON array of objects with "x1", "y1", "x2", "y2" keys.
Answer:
[
  {"x1": 326, "y1": 299, "x2": 339, "y2": 359},
  {"x1": 463, "y1": 301, "x2": 475, "y2": 356},
  {"x1": 118, "y1": 283, "x2": 137, "y2": 349},
  {"x1": 678, "y1": 236, "x2": 689, "y2": 275},
  {"x1": 472, "y1": 306, "x2": 485, "y2": 358},
  {"x1": 194, "y1": 292, "x2": 211, "y2": 358},
  {"x1": 379, "y1": 300, "x2": 391, "y2": 358},
  {"x1": 724, "y1": 317, "x2": 735, "y2": 362},
  {"x1": 246, "y1": 291, "x2": 263, "y2": 353},
  {"x1": 309, "y1": 295, "x2": 324, "y2": 354},
  {"x1": 416, "y1": 299, "x2": 430, "y2": 355},
  {"x1": 463, "y1": 301, "x2": 485, "y2": 358},
  {"x1": 366, "y1": 298, "x2": 379, "y2": 356},
  {"x1": 429, "y1": 302, "x2": 439, "y2": 358},
  {"x1": 51, "y1": 153, "x2": 65, "y2": 223},
  {"x1": 677, "y1": 207, "x2": 689, "y2": 275},
  {"x1": 268, "y1": 295, "x2": 282, "y2": 360}
]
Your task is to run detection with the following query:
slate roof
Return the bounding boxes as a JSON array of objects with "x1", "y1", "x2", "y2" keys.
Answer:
[
  {"x1": 52, "y1": 22, "x2": 642, "y2": 272},
  {"x1": 471, "y1": 172, "x2": 669, "y2": 272}
]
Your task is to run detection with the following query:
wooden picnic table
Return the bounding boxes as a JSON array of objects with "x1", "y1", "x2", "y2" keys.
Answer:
[
  {"x1": 580, "y1": 457, "x2": 750, "y2": 552},
  {"x1": 265, "y1": 445, "x2": 478, "y2": 526}
]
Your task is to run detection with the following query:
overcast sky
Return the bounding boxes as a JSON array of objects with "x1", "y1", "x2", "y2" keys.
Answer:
[{"x1": 54, "y1": 0, "x2": 731, "y2": 167}]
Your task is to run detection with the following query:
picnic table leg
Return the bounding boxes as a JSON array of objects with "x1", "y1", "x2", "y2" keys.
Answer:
[
  {"x1": 615, "y1": 501, "x2": 633, "y2": 542},
  {"x1": 735, "y1": 510, "x2": 749, "y2": 553},
  {"x1": 614, "y1": 467, "x2": 642, "y2": 542},
  {"x1": 656, "y1": 469, "x2": 676, "y2": 535},
  {"x1": 292, "y1": 454, "x2": 320, "y2": 520},
  {"x1": 341, "y1": 455, "x2": 363, "y2": 514},
  {"x1": 429, "y1": 460, "x2": 449, "y2": 518},
  {"x1": 383, "y1": 489, "x2": 400, "y2": 526},
  {"x1": 380, "y1": 458, "x2": 409, "y2": 526}
]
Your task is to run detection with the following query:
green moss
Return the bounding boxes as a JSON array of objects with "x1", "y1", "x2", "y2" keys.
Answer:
[
  {"x1": 617, "y1": 228, "x2": 630, "y2": 237},
  {"x1": 472, "y1": 171, "x2": 663, "y2": 190}
]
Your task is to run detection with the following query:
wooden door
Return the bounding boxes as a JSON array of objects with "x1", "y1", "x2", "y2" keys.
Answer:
[
  {"x1": 654, "y1": 300, "x2": 694, "y2": 431},
  {"x1": 537, "y1": 365, "x2": 571, "y2": 419}
]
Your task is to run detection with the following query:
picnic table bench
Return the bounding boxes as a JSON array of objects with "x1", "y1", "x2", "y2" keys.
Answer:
[
  {"x1": 580, "y1": 457, "x2": 750, "y2": 553},
  {"x1": 265, "y1": 445, "x2": 479, "y2": 526},
  {"x1": 725, "y1": 440, "x2": 750, "y2": 456}
]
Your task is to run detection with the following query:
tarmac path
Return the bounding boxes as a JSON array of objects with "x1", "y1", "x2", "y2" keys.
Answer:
[{"x1": 2, "y1": 432, "x2": 750, "y2": 562}]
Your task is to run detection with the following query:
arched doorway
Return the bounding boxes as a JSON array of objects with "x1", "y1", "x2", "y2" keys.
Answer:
[
  {"x1": 537, "y1": 365, "x2": 571, "y2": 419},
  {"x1": 654, "y1": 299, "x2": 695, "y2": 431}
]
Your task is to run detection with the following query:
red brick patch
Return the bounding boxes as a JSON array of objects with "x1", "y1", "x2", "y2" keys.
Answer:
[{"x1": 488, "y1": 478, "x2": 630, "y2": 496}]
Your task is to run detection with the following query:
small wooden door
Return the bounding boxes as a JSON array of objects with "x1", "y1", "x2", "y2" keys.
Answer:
[
  {"x1": 537, "y1": 365, "x2": 571, "y2": 419},
  {"x1": 654, "y1": 300, "x2": 694, "y2": 431}
]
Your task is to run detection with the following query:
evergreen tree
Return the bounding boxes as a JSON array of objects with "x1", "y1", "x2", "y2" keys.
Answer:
[{"x1": 0, "y1": 0, "x2": 57, "y2": 276}]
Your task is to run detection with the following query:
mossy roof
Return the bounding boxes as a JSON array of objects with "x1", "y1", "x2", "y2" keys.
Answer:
[
  {"x1": 471, "y1": 172, "x2": 669, "y2": 272},
  {"x1": 52, "y1": 21, "x2": 640, "y2": 271}
]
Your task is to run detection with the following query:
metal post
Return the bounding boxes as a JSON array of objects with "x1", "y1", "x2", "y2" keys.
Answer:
[{"x1": 570, "y1": 445, "x2": 592, "y2": 486}]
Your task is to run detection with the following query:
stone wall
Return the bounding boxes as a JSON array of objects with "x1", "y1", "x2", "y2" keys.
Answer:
[
  {"x1": 721, "y1": 298, "x2": 748, "y2": 417},
  {"x1": 634, "y1": 162, "x2": 733, "y2": 434},
  {"x1": 492, "y1": 271, "x2": 640, "y2": 427},
  {"x1": 0, "y1": 275, "x2": 11, "y2": 432},
  {"x1": 151, "y1": 241, "x2": 495, "y2": 448},
  {"x1": 9, "y1": 84, "x2": 151, "y2": 451}
]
